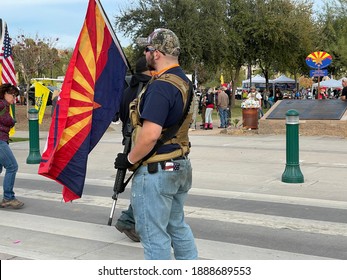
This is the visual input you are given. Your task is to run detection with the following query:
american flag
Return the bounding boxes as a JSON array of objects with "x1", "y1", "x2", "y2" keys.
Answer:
[
  {"x1": 164, "y1": 162, "x2": 180, "y2": 171},
  {"x1": 0, "y1": 21, "x2": 17, "y2": 85}
]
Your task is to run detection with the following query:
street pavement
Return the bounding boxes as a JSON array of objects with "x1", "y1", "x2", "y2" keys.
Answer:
[{"x1": 1, "y1": 123, "x2": 347, "y2": 260}]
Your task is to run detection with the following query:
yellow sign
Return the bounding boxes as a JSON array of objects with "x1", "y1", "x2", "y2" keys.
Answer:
[
  {"x1": 9, "y1": 105, "x2": 15, "y2": 137},
  {"x1": 34, "y1": 82, "x2": 50, "y2": 124}
]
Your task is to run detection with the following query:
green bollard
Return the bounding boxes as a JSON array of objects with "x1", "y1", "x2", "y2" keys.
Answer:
[
  {"x1": 26, "y1": 108, "x2": 41, "y2": 164},
  {"x1": 281, "y1": 109, "x2": 304, "y2": 183}
]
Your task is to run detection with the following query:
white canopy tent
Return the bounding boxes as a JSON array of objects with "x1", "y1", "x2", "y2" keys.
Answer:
[
  {"x1": 312, "y1": 78, "x2": 342, "y2": 89},
  {"x1": 242, "y1": 74, "x2": 273, "y2": 89},
  {"x1": 242, "y1": 74, "x2": 297, "y2": 90},
  {"x1": 271, "y1": 75, "x2": 297, "y2": 96},
  {"x1": 272, "y1": 74, "x2": 296, "y2": 84},
  {"x1": 242, "y1": 74, "x2": 266, "y2": 84}
]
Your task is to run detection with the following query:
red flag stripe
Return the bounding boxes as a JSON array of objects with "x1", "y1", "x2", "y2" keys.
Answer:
[{"x1": 0, "y1": 21, "x2": 17, "y2": 85}]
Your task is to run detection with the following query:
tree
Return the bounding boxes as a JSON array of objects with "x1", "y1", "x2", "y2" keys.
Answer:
[
  {"x1": 115, "y1": 0, "x2": 226, "y2": 77},
  {"x1": 222, "y1": 0, "x2": 255, "y2": 107},
  {"x1": 12, "y1": 34, "x2": 60, "y2": 88},
  {"x1": 114, "y1": 0, "x2": 343, "y2": 96},
  {"x1": 12, "y1": 34, "x2": 60, "y2": 113},
  {"x1": 317, "y1": 0, "x2": 347, "y2": 77},
  {"x1": 242, "y1": 0, "x2": 316, "y2": 89}
]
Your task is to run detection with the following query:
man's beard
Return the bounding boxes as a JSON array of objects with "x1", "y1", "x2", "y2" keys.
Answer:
[{"x1": 146, "y1": 53, "x2": 156, "y2": 71}]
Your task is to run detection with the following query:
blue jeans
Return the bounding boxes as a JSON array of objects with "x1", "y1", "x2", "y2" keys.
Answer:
[
  {"x1": 117, "y1": 204, "x2": 136, "y2": 229},
  {"x1": 0, "y1": 140, "x2": 18, "y2": 200},
  {"x1": 131, "y1": 159, "x2": 198, "y2": 260},
  {"x1": 218, "y1": 108, "x2": 229, "y2": 127}
]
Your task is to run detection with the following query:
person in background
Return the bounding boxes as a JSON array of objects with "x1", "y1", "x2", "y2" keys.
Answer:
[
  {"x1": 274, "y1": 88, "x2": 283, "y2": 102},
  {"x1": 198, "y1": 88, "x2": 207, "y2": 129},
  {"x1": 216, "y1": 87, "x2": 229, "y2": 128},
  {"x1": 267, "y1": 92, "x2": 274, "y2": 107},
  {"x1": 115, "y1": 56, "x2": 152, "y2": 242},
  {"x1": 248, "y1": 86, "x2": 263, "y2": 118},
  {"x1": 203, "y1": 88, "x2": 215, "y2": 129},
  {"x1": 318, "y1": 87, "x2": 327, "y2": 99},
  {"x1": 224, "y1": 86, "x2": 232, "y2": 127},
  {"x1": 0, "y1": 83, "x2": 24, "y2": 209},
  {"x1": 341, "y1": 78, "x2": 347, "y2": 101}
]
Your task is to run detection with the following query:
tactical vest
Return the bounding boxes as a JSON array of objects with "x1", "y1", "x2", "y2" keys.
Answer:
[{"x1": 129, "y1": 73, "x2": 193, "y2": 168}]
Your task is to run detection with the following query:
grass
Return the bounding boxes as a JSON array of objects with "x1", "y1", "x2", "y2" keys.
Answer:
[
  {"x1": 9, "y1": 137, "x2": 29, "y2": 142},
  {"x1": 195, "y1": 99, "x2": 270, "y2": 126}
]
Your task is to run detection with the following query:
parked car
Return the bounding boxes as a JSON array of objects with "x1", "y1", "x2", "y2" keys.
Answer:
[{"x1": 27, "y1": 85, "x2": 58, "y2": 106}]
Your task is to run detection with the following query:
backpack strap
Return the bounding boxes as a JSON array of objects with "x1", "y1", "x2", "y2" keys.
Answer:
[
  {"x1": 141, "y1": 74, "x2": 193, "y2": 162},
  {"x1": 122, "y1": 73, "x2": 193, "y2": 186}
]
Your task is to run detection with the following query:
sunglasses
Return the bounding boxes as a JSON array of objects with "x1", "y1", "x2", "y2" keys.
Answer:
[
  {"x1": 145, "y1": 46, "x2": 156, "y2": 53},
  {"x1": 145, "y1": 46, "x2": 166, "y2": 55}
]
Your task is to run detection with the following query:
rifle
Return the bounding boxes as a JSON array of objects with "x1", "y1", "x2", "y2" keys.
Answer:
[
  {"x1": 107, "y1": 81, "x2": 144, "y2": 226},
  {"x1": 107, "y1": 121, "x2": 133, "y2": 226}
]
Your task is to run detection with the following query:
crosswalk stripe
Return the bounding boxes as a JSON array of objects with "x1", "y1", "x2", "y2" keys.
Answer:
[
  {"x1": 0, "y1": 212, "x2": 329, "y2": 260},
  {"x1": 16, "y1": 172, "x2": 347, "y2": 210},
  {"x1": 14, "y1": 187, "x2": 347, "y2": 237}
]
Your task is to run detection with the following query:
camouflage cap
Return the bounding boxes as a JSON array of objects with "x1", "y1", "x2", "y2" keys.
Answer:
[{"x1": 137, "y1": 28, "x2": 180, "y2": 57}]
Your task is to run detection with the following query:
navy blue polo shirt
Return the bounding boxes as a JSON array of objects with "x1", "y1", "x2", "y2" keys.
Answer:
[{"x1": 139, "y1": 66, "x2": 189, "y2": 154}]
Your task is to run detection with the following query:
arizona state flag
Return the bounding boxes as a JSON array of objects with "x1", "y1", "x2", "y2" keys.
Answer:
[{"x1": 38, "y1": 0, "x2": 128, "y2": 202}]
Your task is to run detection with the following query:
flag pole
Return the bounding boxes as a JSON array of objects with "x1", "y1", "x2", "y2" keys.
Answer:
[
  {"x1": 0, "y1": 18, "x2": 3, "y2": 40},
  {"x1": 95, "y1": 0, "x2": 133, "y2": 225},
  {"x1": 0, "y1": 19, "x2": 4, "y2": 83},
  {"x1": 96, "y1": 0, "x2": 133, "y2": 74}
]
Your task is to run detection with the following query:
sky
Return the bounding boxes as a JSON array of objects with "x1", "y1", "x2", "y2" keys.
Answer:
[
  {"x1": 2, "y1": 0, "x2": 325, "y2": 50},
  {"x1": 1, "y1": 0, "x2": 135, "y2": 49}
]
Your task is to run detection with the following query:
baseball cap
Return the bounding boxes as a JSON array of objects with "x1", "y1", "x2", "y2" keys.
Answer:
[{"x1": 137, "y1": 28, "x2": 180, "y2": 56}]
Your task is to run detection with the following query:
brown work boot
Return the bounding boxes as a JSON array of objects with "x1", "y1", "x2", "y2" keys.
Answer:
[
  {"x1": 115, "y1": 223, "x2": 140, "y2": 242},
  {"x1": 1, "y1": 199, "x2": 24, "y2": 209}
]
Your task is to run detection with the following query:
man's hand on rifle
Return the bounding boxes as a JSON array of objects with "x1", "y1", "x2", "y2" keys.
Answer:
[{"x1": 114, "y1": 153, "x2": 134, "y2": 169}]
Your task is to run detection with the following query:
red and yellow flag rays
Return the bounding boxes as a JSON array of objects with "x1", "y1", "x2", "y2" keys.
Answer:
[
  {"x1": 57, "y1": 5, "x2": 106, "y2": 151},
  {"x1": 307, "y1": 51, "x2": 332, "y2": 66},
  {"x1": 38, "y1": 0, "x2": 128, "y2": 202}
]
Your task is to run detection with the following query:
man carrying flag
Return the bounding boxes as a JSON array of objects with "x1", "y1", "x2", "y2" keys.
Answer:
[{"x1": 38, "y1": 0, "x2": 129, "y2": 202}]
